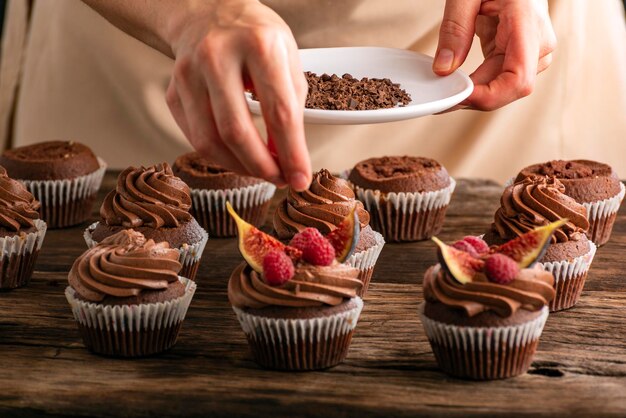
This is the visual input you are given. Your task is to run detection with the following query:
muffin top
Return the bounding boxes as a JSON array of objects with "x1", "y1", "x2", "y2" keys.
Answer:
[
  {"x1": 0, "y1": 140, "x2": 100, "y2": 180},
  {"x1": 172, "y1": 152, "x2": 264, "y2": 190},
  {"x1": 274, "y1": 169, "x2": 370, "y2": 239},
  {"x1": 0, "y1": 166, "x2": 41, "y2": 232},
  {"x1": 492, "y1": 176, "x2": 589, "y2": 243},
  {"x1": 514, "y1": 159, "x2": 621, "y2": 203},
  {"x1": 68, "y1": 229, "x2": 183, "y2": 303},
  {"x1": 100, "y1": 163, "x2": 193, "y2": 228},
  {"x1": 348, "y1": 156, "x2": 450, "y2": 193},
  {"x1": 424, "y1": 263, "x2": 554, "y2": 318},
  {"x1": 228, "y1": 261, "x2": 361, "y2": 309}
]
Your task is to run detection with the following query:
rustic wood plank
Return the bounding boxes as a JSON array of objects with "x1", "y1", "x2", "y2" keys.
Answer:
[{"x1": 0, "y1": 173, "x2": 624, "y2": 417}]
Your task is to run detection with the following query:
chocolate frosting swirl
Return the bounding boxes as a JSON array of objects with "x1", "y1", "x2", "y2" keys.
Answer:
[
  {"x1": 274, "y1": 169, "x2": 370, "y2": 239},
  {"x1": 493, "y1": 176, "x2": 589, "y2": 242},
  {"x1": 424, "y1": 264, "x2": 555, "y2": 317},
  {"x1": 228, "y1": 262, "x2": 362, "y2": 309},
  {"x1": 101, "y1": 163, "x2": 192, "y2": 228},
  {"x1": 68, "y1": 230, "x2": 182, "y2": 302},
  {"x1": 0, "y1": 167, "x2": 41, "y2": 231}
]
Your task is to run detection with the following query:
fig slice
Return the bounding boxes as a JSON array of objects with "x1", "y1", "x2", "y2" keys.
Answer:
[
  {"x1": 432, "y1": 237, "x2": 485, "y2": 284},
  {"x1": 326, "y1": 207, "x2": 360, "y2": 263},
  {"x1": 493, "y1": 219, "x2": 567, "y2": 268},
  {"x1": 226, "y1": 202, "x2": 301, "y2": 273}
]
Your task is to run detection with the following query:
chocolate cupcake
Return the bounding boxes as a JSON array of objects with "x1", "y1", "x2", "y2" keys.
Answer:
[
  {"x1": 273, "y1": 169, "x2": 384, "y2": 296},
  {"x1": 229, "y1": 260, "x2": 363, "y2": 370},
  {"x1": 420, "y1": 260, "x2": 554, "y2": 380},
  {"x1": 0, "y1": 140, "x2": 106, "y2": 228},
  {"x1": 348, "y1": 156, "x2": 455, "y2": 242},
  {"x1": 513, "y1": 160, "x2": 624, "y2": 246},
  {"x1": 486, "y1": 176, "x2": 596, "y2": 311},
  {"x1": 66, "y1": 230, "x2": 196, "y2": 357},
  {"x1": 83, "y1": 163, "x2": 208, "y2": 281},
  {"x1": 0, "y1": 166, "x2": 47, "y2": 289},
  {"x1": 172, "y1": 152, "x2": 275, "y2": 237}
]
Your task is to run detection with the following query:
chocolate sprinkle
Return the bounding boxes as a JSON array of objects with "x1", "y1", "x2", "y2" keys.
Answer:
[
  {"x1": 250, "y1": 72, "x2": 412, "y2": 111},
  {"x1": 305, "y1": 72, "x2": 411, "y2": 110}
]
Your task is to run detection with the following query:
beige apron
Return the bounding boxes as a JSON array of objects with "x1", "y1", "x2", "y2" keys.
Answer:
[{"x1": 2, "y1": 0, "x2": 625, "y2": 182}]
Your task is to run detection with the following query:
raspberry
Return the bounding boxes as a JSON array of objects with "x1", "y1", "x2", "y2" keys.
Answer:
[
  {"x1": 290, "y1": 227, "x2": 336, "y2": 266},
  {"x1": 262, "y1": 251, "x2": 295, "y2": 286},
  {"x1": 303, "y1": 237, "x2": 336, "y2": 266},
  {"x1": 484, "y1": 253, "x2": 519, "y2": 284},
  {"x1": 462, "y1": 236, "x2": 489, "y2": 255},
  {"x1": 289, "y1": 228, "x2": 324, "y2": 252},
  {"x1": 452, "y1": 240, "x2": 480, "y2": 258}
]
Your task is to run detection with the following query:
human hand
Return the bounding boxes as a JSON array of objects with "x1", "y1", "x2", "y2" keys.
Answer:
[
  {"x1": 165, "y1": 0, "x2": 311, "y2": 190},
  {"x1": 433, "y1": 0, "x2": 556, "y2": 111}
]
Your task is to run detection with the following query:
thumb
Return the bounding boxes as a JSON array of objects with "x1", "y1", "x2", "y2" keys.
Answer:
[{"x1": 433, "y1": 0, "x2": 481, "y2": 75}]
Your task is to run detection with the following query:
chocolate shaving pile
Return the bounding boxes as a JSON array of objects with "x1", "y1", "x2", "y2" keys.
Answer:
[
  {"x1": 304, "y1": 72, "x2": 411, "y2": 110},
  {"x1": 249, "y1": 72, "x2": 412, "y2": 111}
]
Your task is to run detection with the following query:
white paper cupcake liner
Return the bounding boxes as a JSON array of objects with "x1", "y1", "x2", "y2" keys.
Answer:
[
  {"x1": 354, "y1": 177, "x2": 456, "y2": 213},
  {"x1": 346, "y1": 230, "x2": 385, "y2": 273},
  {"x1": 65, "y1": 277, "x2": 196, "y2": 357},
  {"x1": 19, "y1": 158, "x2": 107, "y2": 227},
  {"x1": 21, "y1": 157, "x2": 107, "y2": 204},
  {"x1": 84, "y1": 221, "x2": 208, "y2": 280},
  {"x1": 0, "y1": 218, "x2": 47, "y2": 256},
  {"x1": 584, "y1": 182, "x2": 625, "y2": 221},
  {"x1": 0, "y1": 219, "x2": 48, "y2": 289},
  {"x1": 419, "y1": 303, "x2": 549, "y2": 379},
  {"x1": 346, "y1": 230, "x2": 385, "y2": 295},
  {"x1": 539, "y1": 241, "x2": 596, "y2": 311},
  {"x1": 190, "y1": 181, "x2": 275, "y2": 237},
  {"x1": 232, "y1": 297, "x2": 363, "y2": 370}
]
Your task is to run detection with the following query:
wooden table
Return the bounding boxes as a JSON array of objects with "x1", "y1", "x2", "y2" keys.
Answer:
[{"x1": 1, "y1": 173, "x2": 625, "y2": 417}]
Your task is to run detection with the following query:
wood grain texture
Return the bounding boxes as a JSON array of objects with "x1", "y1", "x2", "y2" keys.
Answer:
[{"x1": 1, "y1": 174, "x2": 625, "y2": 418}]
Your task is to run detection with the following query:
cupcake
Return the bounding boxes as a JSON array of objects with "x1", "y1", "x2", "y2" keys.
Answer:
[
  {"x1": 172, "y1": 152, "x2": 275, "y2": 238},
  {"x1": 274, "y1": 169, "x2": 384, "y2": 296},
  {"x1": 66, "y1": 230, "x2": 196, "y2": 357},
  {"x1": 84, "y1": 163, "x2": 208, "y2": 281},
  {"x1": 228, "y1": 204, "x2": 363, "y2": 370},
  {"x1": 514, "y1": 160, "x2": 624, "y2": 246},
  {"x1": 348, "y1": 156, "x2": 456, "y2": 242},
  {"x1": 485, "y1": 176, "x2": 596, "y2": 311},
  {"x1": 420, "y1": 229, "x2": 556, "y2": 380},
  {"x1": 0, "y1": 166, "x2": 47, "y2": 289},
  {"x1": 0, "y1": 140, "x2": 106, "y2": 228}
]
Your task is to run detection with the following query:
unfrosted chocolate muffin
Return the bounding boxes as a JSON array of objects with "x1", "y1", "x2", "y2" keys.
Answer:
[
  {"x1": 348, "y1": 156, "x2": 455, "y2": 242},
  {"x1": 173, "y1": 152, "x2": 275, "y2": 237},
  {"x1": 66, "y1": 229, "x2": 196, "y2": 357},
  {"x1": 0, "y1": 140, "x2": 105, "y2": 228},
  {"x1": 84, "y1": 163, "x2": 208, "y2": 281},
  {"x1": 514, "y1": 160, "x2": 624, "y2": 246}
]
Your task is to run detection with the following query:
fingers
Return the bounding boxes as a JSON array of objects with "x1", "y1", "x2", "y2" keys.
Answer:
[
  {"x1": 246, "y1": 29, "x2": 311, "y2": 191},
  {"x1": 433, "y1": 0, "x2": 482, "y2": 75},
  {"x1": 197, "y1": 38, "x2": 290, "y2": 186},
  {"x1": 166, "y1": 62, "x2": 250, "y2": 175}
]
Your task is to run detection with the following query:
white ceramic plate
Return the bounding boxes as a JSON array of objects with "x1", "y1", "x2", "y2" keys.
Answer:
[{"x1": 246, "y1": 47, "x2": 473, "y2": 125}]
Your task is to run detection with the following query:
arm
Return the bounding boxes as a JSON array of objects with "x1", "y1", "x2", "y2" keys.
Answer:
[
  {"x1": 82, "y1": 0, "x2": 311, "y2": 190},
  {"x1": 432, "y1": 0, "x2": 557, "y2": 111}
]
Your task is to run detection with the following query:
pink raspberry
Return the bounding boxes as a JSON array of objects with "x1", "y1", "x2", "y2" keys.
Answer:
[
  {"x1": 262, "y1": 251, "x2": 295, "y2": 286},
  {"x1": 303, "y1": 237, "x2": 336, "y2": 266},
  {"x1": 290, "y1": 227, "x2": 336, "y2": 266},
  {"x1": 289, "y1": 228, "x2": 324, "y2": 252},
  {"x1": 462, "y1": 236, "x2": 489, "y2": 255},
  {"x1": 484, "y1": 253, "x2": 519, "y2": 284},
  {"x1": 452, "y1": 240, "x2": 480, "y2": 258}
]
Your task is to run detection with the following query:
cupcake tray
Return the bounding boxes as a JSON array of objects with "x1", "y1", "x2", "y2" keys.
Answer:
[{"x1": 1, "y1": 173, "x2": 625, "y2": 417}]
